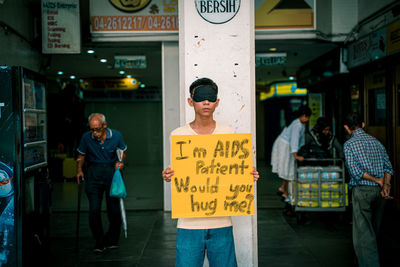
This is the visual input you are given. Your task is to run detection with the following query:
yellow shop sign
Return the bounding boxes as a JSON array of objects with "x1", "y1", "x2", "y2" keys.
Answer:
[
  {"x1": 80, "y1": 78, "x2": 139, "y2": 91},
  {"x1": 109, "y1": 0, "x2": 151, "y2": 12}
]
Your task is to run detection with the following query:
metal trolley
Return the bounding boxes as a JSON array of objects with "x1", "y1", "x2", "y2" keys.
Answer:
[{"x1": 293, "y1": 159, "x2": 348, "y2": 223}]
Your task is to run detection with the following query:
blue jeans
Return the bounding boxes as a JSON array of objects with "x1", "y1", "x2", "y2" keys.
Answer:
[
  {"x1": 352, "y1": 186, "x2": 385, "y2": 267},
  {"x1": 176, "y1": 226, "x2": 237, "y2": 267}
]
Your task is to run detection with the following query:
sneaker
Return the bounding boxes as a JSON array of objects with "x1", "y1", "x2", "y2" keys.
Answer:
[{"x1": 93, "y1": 243, "x2": 106, "y2": 254}]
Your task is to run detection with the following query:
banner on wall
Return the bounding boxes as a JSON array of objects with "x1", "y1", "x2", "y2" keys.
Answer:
[
  {"x1": 80, "y1": 78, "x2": 139, "y2": 91},
  {"x1": 347, "y1": 19, "x2": 400, "y2": 69},
  {"x1": 259, "y1": 82, "x2": 307, "y2": 101},
  {"x1": 308, "y1": 93, "x2": 323, "y2": 129},
  {"x1": 91, "y1": 0, "x2": 316, "y2": 39},
  {"x1": 255, "y1": 0, "x2": 315, "y2": 30},
  {"x1": 347, "y1": 27, "x2": 386, "y2": 69},
  {"x1": 256, "y1": 53, "x2": 287, "y2": 66},
  {"x1": 41, "y1": 0, "x2": 81, "y2": 54},
  {"x1": 90, "y1": 0, "x2": 178, "y2": 34},
  {"x1": 386, "y1": 20, "x2": 400, "y2": 55},
  {"x1": 170, "y1": 134, "x2": 254, "y2": 218},
  {"x1": 114, "y1": 55, "x2": 147, "y2": 69}
]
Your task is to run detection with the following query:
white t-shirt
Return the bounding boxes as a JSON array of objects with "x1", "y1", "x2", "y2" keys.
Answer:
[
  {"x1": 170, "y1": 122, "x2": 235, "y2": 229},
  {"x1": 279, "y1": 118, "x2": 305, "y2": 153}
]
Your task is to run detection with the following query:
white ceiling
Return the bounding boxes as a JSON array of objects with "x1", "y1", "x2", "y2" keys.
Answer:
[
  {"x1": 43, "y1": 42, "x2": 163, "y2": 87},
  {"x1": 42, "y1": 39, "x2": 338, "y2": 89},
  {"x1": 255, "y1": 39, "x2": 338, "y2": 85}
]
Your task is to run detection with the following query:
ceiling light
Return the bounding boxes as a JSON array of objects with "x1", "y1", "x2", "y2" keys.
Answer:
[
  {"x1": 140, "y1": 84, "x2": 146, "y2": 88},
  {"x1": 100, "y1": 58, "x2": 107, "y2": 63},
  {"x1": 126, "y1": 75, "x2": 132, "y2": 78},
  {"x1": 269, "y1": 48, "x2": 277, "y2": 51},
  {"x1": 87, "y1": 49, "x2": 95, "y2": 54},
  {"x1": 57, "y1": 71, "x2": 63, "y2": 75},
  {"x1": 70, "y1": 75, "x2": 76, "y2": 79},
  {"x1": 323, "y1": 71, "x2": 333, "y2": 77},
  {"x1": 289, "y1": 76, "x2": 295, "y2": 80},
  {"x1": 119, "y1": 70, "x2": 125, "y2": 75}
]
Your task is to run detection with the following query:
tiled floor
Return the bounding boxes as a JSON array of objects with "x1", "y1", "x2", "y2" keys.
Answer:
[{"x1": 46, "y1": 163, "x2": 400, "y2": 267}]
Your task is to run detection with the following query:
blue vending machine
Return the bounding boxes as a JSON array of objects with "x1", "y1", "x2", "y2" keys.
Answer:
[{"x1": 0, "y1": 66, "x2": 50, "y2": 267}]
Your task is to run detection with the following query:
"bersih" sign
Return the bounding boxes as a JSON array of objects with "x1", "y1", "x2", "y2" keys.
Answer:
[{"x1": 195, "y1": 0, "x2": 241, "y2": 24}]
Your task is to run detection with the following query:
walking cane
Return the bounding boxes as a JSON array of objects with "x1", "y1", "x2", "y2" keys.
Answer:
[{"x1": 75, "y1": 180, "x2": 82, "y2": 253}]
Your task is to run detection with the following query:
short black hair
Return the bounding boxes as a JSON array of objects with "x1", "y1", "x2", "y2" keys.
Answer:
[
  {"x1": 313, "y1": 117, "x2": 330, "y2": 133},
  {"x1": 189, "y1": 78, "x2": 218, "y2": 97},
  {"x1": 297, "y1": 105, "x2": 312, "y2": 117},
  {"x1": 344, "y1": 112, "x2": 364, "y2": 130}
]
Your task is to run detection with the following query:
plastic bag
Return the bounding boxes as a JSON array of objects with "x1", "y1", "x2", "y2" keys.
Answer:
[{"x1": 110, "y1": 167, "x2": 127, "y2": 198}]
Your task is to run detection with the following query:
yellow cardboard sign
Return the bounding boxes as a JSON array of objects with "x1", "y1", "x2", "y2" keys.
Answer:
[{"x1": 171, "y1": 134, "x2": 254, "y2": 218}]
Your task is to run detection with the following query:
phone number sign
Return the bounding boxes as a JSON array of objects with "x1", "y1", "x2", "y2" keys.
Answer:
[
  {"x1": 90, "y1": 0, "x2": 178, "y2": 34},
  {"x1": 91, "y1": 15, "x2": 178, "y2": 32}
]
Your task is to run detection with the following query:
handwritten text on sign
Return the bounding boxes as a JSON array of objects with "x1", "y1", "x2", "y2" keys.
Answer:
[{"x1": 171, "y1": 134, "x2": 254, "y2": 218}]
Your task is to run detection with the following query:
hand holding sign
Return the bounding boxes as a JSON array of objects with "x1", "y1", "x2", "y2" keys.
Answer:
[
  {"x1": 169, "y1": 133, "x2": 256, "y2": 218},
  {"x1": 251, "y1": 167, "x2": 260, "y2": 182},
  {"x1": 162, "y1": 168, "x2": 174, "y2": 182}
]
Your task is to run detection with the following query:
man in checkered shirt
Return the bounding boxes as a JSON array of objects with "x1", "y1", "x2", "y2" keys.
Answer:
[{"x1": 343, "y1": 113, "x2": 393, "y2": 267}]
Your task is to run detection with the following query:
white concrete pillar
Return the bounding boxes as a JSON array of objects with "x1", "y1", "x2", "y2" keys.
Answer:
[
  {"x1": 162, "y1": 41, "x2": 180, "y2": 211},
  {"x1": 179, "y1": 1, "x2": 257, "y2": 266}
]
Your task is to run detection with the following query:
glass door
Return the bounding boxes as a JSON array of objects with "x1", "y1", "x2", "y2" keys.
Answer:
[
  {"x1": 22, "y1": 76, "x2": 47, "y2": 172},
  {"x1": 364, "y1": 70, "x2": 387, "y2": 146}
]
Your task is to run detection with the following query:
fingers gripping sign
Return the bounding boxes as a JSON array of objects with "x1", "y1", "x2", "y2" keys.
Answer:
[{"x1": 162, "y1": 168, "x2": 174, "y2": 182}]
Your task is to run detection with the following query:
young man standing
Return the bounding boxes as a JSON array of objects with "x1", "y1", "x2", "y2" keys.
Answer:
[
  {"x1": 162, "y1": 78, "x2": 259, "y2": 266},
  {"x1": 76, "y1": 113, "x2": 127, "y2": 254},
  {"x1": 343, "y1": 113, "x2": 393, "y2": 266}
]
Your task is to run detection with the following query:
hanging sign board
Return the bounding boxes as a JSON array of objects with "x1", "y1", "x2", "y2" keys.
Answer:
[
  {"x1": 170, "y1": 134, "x2": 254, "y2": 218},
  {"x1": 348, "y1": 27, "x2": 387, "y2": 69},
  {"x1": 386, "y1": 20, "x2": 400, "y2": 55},
  {"x1": 256, "y1": 53, "x2": 287, "y2": 66},
  {"x1": 114, "y1": 55, "x2": 147, "y2": 69},
  {"x1": 90, "y1": 0, "x2": 178, "y2": 35},
  {"x1": 41, "y1": 0, "x2": 81, "y2": 54},
  {"x1": 259, "y1": 82, "x2": 307, "y2": 101},
  {"x1": 80, "y1": 78, "x2": 139, "y2": 91},
  {"x1": 108, "y1": 0, "x2": 151, "y2": 12},
  {"x1": 194, "y1": 0, "x2": 241, "y2": 24},
  {"x1": 255, "y1": 0, "x2": 315, "y2": 30}
]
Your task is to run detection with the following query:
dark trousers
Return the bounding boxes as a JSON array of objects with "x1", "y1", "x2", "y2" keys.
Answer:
[
  {"x1": 352, "y1": 186, "x2": 386, "y2": 267},
  {"x1": 85, "y1": 163, "x2": 122, "y2": 245}
]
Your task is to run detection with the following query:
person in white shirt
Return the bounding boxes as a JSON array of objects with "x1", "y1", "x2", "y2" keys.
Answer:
[
  {"x1": 271, "y1": 106, "x2": 311, "y2": 202},
  {"x1": 162, "y1": 77, "x2": 259, "y2": 267}
]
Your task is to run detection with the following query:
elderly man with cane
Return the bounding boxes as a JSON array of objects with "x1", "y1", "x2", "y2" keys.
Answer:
[{"x1": 75, "y1": 113, "x2": 127, "y2": 254}]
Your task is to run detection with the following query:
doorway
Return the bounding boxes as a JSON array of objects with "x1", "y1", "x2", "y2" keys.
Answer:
[
  {"x1": 46, "y1": 42, "x2": 164, "y2": 212},
  {"x1": 393, "y1": 65, "x2": 400, "y2": 208},
  {"x1": 84, "y1": 101, "x2": 163, "y2": 210},
  {"x1": 364, "y1": 70, "x2": 387, "y2": 146}
]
